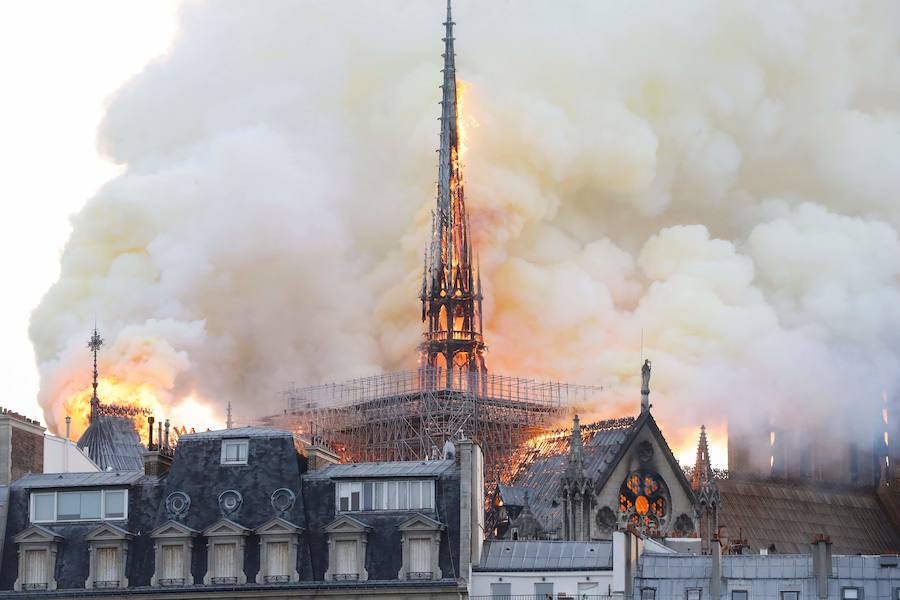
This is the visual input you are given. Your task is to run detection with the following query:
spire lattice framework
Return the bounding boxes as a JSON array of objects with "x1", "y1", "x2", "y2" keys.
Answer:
[{"x1": 420, "y1": 0, "x2": 487, "y2": 391}]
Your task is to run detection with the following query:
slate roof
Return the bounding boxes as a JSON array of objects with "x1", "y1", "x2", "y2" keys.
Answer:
[
  {"x1": 76, "y1": 415, "x2": 144, "y2": 472},
  {"x1": 306, "y1": 459, "x2": 456, "y2": 479},
  {"x1": 178, "y1": 426, "x2": 295, "y2": 441},
  {"x1": 717, "y1": 479, "x2": 900, "y2": 554},
  {"x1": 499, "y1": 417, "x2": 636, "y2": 533},
  {"x1": 12, "y1": 471, "x2": 145, "y2": 489},
  {"x1": 475, "y1": 540, "x2": 612, "y2": 571}
]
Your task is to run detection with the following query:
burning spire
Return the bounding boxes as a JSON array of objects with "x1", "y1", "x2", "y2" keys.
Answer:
[
  {"x1": 420, "y1": 0, "x2": 487, "y2": 391},
  {"x1": 87, "y1": 327, "x2": 104, "y2": 423}
]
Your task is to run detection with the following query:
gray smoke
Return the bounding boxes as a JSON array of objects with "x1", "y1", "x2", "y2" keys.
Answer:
[{"x1": 30, "y1": 0, "x2": 900, "y2": 463}]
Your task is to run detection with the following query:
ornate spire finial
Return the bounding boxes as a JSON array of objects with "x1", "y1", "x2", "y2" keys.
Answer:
[
  {"x1": 692, "y1": 424, "x2": 712, "y2": 492},
  {"x1": 226, "y1": 401, "x2": 233, "y2": 430},
  {"x1": 640, "y1": 359, "x2": 651, "y2": 413},
  {"x1": 87, "y1": 326, "x2": 104, "y2": 423},
  {"x1": 568, "y1": 413, "x2": 584, "y2": 474}
]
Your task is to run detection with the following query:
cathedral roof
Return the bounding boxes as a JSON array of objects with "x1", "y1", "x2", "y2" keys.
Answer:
[
  {"x1": 717, "y1": 478, "x2": 900, "y2": 555},
  {"x1": 76, "y1": 415, "x2": 145, "y2": 472},
  {"x1": 499, "y1": 416, "x2": 637, "y2": 535}
]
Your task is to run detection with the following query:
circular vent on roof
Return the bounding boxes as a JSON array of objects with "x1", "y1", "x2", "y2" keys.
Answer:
[
  {"x1": 218, "y1": 490, "x2": 243, "y2": 516},
  {"x1": 165, "y1": 492, "x2": 191, "y2": 519},
  {"x1": 271, "y1": 488, "x2": 296, "y2": 514}
]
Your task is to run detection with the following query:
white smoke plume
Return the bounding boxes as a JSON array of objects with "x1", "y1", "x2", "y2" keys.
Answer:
[{"x1": 30, "y1": 0, "x2": 900, "y2": 465}]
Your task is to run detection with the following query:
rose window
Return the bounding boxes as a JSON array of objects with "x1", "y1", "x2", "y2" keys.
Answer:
[{"x1": 618, "y1": 470, "x2": 668, "y2": 534}]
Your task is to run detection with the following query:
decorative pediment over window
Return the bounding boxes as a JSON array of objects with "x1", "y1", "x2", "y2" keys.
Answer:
[
  {"x1": 324, "y1": 515, "x2": 371, "y2": 582},
  {"x1": 398, "y1": 513, "x2": 445, "y2": 581},
  {"x1": 325, "y1": 514, "x2": 371, "y2": 534},
  {"x1": 14, "y1": 525, "x2": 62, "y2": 592},
  {"x1": 150, "y1": 520, "x2": 199, "y2": 587},
  {"x1": 202, "y1": 518, "x2": 250, "y2": 585},
  {"x1": 254, "y1": 517, "x2": 303, "y2": 584},
  {"x1": 85, "y1": 523, "x2": 133, "y2": 589}
]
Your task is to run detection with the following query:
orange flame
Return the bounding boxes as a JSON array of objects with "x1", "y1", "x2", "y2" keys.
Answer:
[
  {"x1": 456, "y1": 80, "x2": 478, "y2": 162},
  {"x1": 63, "y1": 376, "x2": 163, "y2": 442}
]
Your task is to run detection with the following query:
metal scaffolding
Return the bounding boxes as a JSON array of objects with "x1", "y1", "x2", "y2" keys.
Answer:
[{"x1": 263, "y1": 367, "x2": 604, "y2": 483}]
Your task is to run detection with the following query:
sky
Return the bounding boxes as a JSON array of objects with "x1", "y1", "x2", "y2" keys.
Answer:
[{"x1": 0, "y1": 0, "x2": 179, "y2": 423}]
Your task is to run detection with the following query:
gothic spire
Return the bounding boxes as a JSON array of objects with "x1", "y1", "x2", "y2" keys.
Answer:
[
  {"x1": 226, "y1": 401, "x2": 233, "y2": 430},
  {"x1": 87, "y1": 326, "x2": 104, "y2": 423},
  {"x1": 567, "y1": 413, "x2": 584, "y2": 476},
  {"x1": 420, "y1": 0, "x2": 487, "y2": 390},
  {"x1": 692, "y1": 425, "x2": 712, "y2": 492},
  {"x1": 640, "y1": 359, "x2": 651, "y2": 413}
]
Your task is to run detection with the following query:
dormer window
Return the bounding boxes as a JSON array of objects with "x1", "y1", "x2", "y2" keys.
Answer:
[
  {"x1": 221, "y1": 439, "x2": 249, "y2": 465},
  {"x1": 336, "y1": 480, "x2": 435, "y2": 512},
  {"x1": 30, "y1": 490, "x2": 128, "y2": 523}
]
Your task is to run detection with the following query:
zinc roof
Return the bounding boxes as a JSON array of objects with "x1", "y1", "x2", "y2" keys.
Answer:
[
  {"x1": 475, "y1": 540, "x2": 612, "y2": 571},
  {"x1": 306, "y1": 459, "x2": 455, "y2": 479},
  {"x1": 179, "y1": 426, "x2": 295, "y2": 441},
  {"x1": 76, "y1": 415, "x2": 145, "y2": 472},
  {"x1": 12, "y1": 471, "x2": 144, "y2": 489}
]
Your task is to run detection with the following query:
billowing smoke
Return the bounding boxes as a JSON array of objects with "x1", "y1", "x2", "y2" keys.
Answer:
[{"x1": 31, "y1": 0, "x2": 900, "y2": 464}]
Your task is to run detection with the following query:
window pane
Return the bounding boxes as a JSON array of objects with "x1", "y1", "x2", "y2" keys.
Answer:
[
  {"x1": 363, "y1": 482, "x2": 373, "y2": 511},
  {"x1": 843, "y1": 590, "x2": 859, "y2": 600},
  {"x1": 490, "y1": 582, "x2": 511, "y2": 599},
  {"x1": 81, "y1": 491, "x2": 101, "y2": 519},
  {"x1": 398, "y1": 482, "x2": 408, "y2": 509},
  {"x1": 410, "y1": 481, "x2": 422, "y2": 509},
  {"x1": 535, "y1": 582, "x2": 553, "y2": 597},
  {"x1": 422, "y1": 481, "x2": 434, "y2": 509},
  {"x1": 782, "y1": 593, "x2": 799, "y2": 600},
  {"x1": 104, "y1": 490, "x2": 126, "y2": 518},
  {"x1": 238, "y1": 442, "x2": 247, "y2": 461},
  {"x1": 33, "y1": 494, "x2": 54, "y2": 521},
  {"x1": 733, "y1": 593, "x2": 748, "y2": 600},
  {"x1": 374, "y1": 482, "x2": 384, "y2": 510},
  {"x1": 350, "y1": 491, "x2": 360, "y2": 511},
  {"x1": 387, "y1": 482, "x2": 397, "y2": 509},
  {"x1": 687, "y1": 590, "x2": 701, "y2": 600},
  {"x1": 57, "y1": 492, "x2": 81, "y2": 519},
  {"x1": 642, "y1": 589, "x2": 656, "y2": 600}
]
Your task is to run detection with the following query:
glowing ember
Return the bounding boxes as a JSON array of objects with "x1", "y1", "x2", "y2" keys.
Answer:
[{"x1": 456, "y1": 80, "x2": 478, "y2": 161}]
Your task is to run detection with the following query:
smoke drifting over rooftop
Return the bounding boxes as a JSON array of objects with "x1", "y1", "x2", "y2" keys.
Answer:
[{"x1": 30, "y1": 1, "x2": 900, "y2": 465}]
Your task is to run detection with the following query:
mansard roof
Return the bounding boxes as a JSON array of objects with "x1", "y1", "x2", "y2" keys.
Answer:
[
  {"x1": 475, "y1": 540, "x2": 612, "y2": 572},
  {"x1": 306, "y1": 459, "x2": 455, "y2": 480},
  {"x1": 13, "y1": 470, "x2": 144, "y2": 489}
]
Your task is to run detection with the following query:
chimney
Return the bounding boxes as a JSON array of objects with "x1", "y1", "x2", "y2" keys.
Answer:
[
  {"x1": 143, "y1": 449, "x2": 172, "y2": 478},
  {"x1": 457, "y1": 438, "x2": 484, "y2": 580},
  {"x1": 811, "y1": 534, "x2": 832, "y2": 599},
  {"x1": 612, "y1": 529, "x2": 634, "y2": 598},
  {"x1": 710, "y1": 536, "x2": 722, "y2": 599}
]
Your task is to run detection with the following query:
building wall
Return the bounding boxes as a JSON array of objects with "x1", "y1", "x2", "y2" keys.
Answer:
[
  {"x1": 0, "y1": 414, "x2": 45, "y2": 485},
  {"x1": 42, "y1": 435, "x2": 98, "y2": 473},
  {"x1": 469, "y1": 569, "x2": 612, "y2": 597}
]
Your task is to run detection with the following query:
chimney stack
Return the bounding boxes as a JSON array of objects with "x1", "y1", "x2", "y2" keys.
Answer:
[
  {"x1": 710, "y1": 535, "x2": 722, "y2": 599},
  {"x1": 812, "y1": 534, "x2": 832, "y2": 599}
]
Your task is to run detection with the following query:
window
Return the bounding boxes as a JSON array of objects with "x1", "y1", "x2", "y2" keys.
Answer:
[
  {"x1": 211, "y1": 542, "x2": 237, "y2": 583},
  {"x1": 732, "y1": 592, "x2": 749, "y2": 600},
  {"x1": 254, "y1": 516, "x2": 301, "y2": 584},
  {"x1": 781, "y1": 592, "x2": 800, "y2": 600},
  {"x1": 266, "y1": 541, "x2": 289, "y2": 579},
  {"x1": 686, "y1": 590, "x2": 702, "y2": 600},
  {"x1": 535, "y1": 582, "x2": 554, "y2": 598},
  {"x1": 335, "y1": 540, "x2": 357, "y2": 578},
  {"x1": 642, "y1": 589, "x2": 657, "y2": 600},
  {"x1": 490, "y1": 582, "x2": 511, "y2": 599},
  {"x1": 842, "y1": 589, "x2": 861, "y2": 600},
  {"x1": 161, "y1": 545, "x2": 184, "y2": 583},
  {"x1": 221, "y1": 439, "x2": 249, "y2": 465},
  {"x1": 23, "y1": 550, "x2": 49, "y2": 591},
  {"x1": 30, "y1": 490, "x2": 128, "y2": 522},
  {"x1": 94, "y1": 547, "x2": 119, "y2": 588},
  {"x1": 336, "y1": 480, "x2": 435, "y2": 512}
]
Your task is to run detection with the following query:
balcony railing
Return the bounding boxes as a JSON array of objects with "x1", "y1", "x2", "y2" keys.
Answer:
[
  {"x1": 22, "y1": 583, "x2": 48, "y2": 591},
  {"x1": 332, "y1": 573, "x2": 359, "y2": 581},
  {"x1": 158, "y1": 578, "x2": 185, "y2": 586},
  {"x1": 93, "y1": 580, "x2": 120, "y2": 588},
  {"x1": 263, "y1": 575, "x2": 291, "y2": 583},
  {"x1": 407, "y1": 571, "x2": 434, "y2": 580},
  {"x1": 210, "y1": 576, "x2": 239, "y2": 584}
]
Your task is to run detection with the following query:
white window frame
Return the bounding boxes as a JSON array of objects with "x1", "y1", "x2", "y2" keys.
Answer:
[
  {"x1": 220, "y1": 439, "x2": 249, "y2": 465},
  {"x1": 335, "y1": 479, "x2": 435, "y2": 512},
  {"x1": 842, "y1": 588, "x2": 862, "y2": 600},
  {"x1": 686, "y1": 589, "x2": 702, "y2": 600},
  {"x1": 732, "y1": 592, "x2": 749, "y2": 600},
  {"x1": 781, "y1": 592, "x2": 800, "y2": 600},
  {"x1": 641, "y1": 589, "x2": 657, "y2": 600},
  {"x1": 30, "y1": 489, "x2": 129, "y2": 523}
]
